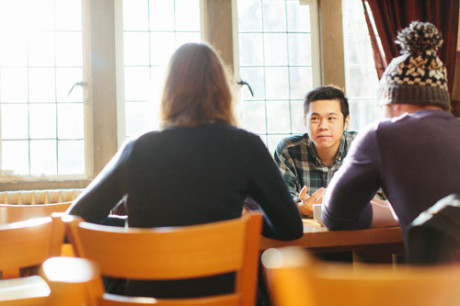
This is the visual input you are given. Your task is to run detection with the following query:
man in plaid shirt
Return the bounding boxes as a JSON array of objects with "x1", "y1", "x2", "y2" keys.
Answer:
[{"x1": 274, "y1": 86, "x2": 357, "y2": 217}]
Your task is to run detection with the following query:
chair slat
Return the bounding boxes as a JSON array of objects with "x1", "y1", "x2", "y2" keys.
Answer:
[
  {"x1": 66, "y1": 213, "x2": 263, "y2": 306},
  {"x1": 263, "y1": 247, "x2": 460, "y2": 306}
]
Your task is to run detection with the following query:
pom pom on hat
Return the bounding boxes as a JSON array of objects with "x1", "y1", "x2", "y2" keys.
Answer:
[
  {"x1": 378, "y1": 21, "x2": 449, "y2": 110},
  {"x1": 396, "y1": 21, "x2": 443, "y2": 55}
]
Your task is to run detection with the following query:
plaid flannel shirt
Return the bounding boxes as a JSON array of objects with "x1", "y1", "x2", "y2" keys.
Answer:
[{"x1": 274, "y1": 130, "x2": 358, "y2": 200}]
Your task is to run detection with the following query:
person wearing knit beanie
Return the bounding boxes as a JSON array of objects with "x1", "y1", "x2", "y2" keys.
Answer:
[
  {"x1": 379, "y1": 21, "x2": 450, "y2": 111},
  {"x1": 321, "y1": 21, "x2": 460, "y2": 264}
]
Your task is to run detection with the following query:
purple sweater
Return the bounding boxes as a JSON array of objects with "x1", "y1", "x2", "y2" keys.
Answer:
[{"x1": 322, "y1": 109, "x2": 460, "y2": 234}]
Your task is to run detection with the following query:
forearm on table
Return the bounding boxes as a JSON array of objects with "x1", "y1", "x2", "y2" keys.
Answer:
[{"x1": 370, "y1": 201, "x2": 399, "y2": 228}]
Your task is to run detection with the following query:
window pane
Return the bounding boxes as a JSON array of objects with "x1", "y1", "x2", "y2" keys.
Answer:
[
  {"x1": 29, "y1": 68, "x2": 56, "y2": 102},
  {"x1": 290, "y1": 100, "x2": 305, "y2": 133},
  {"x1": 0, "y1": 68, "x2": 28, "y2": 102},
  {"x1": 265, "y1": 67, "x2": 289, "y2": 99},
  {"x1": 238, "y1": 0, "x2": 314, "y2": 154},
  {"x1": 0, "y1": 33, "x2": 28, "y2": 66},
  {"x1": 56, "y1": 68, "x2": 84, "y2": 102},
  {"x1": 239, "y1": 67, "x2": 265, "y2": 100},
  {"x1": 288, "y1": 33, "x2": 311, "y2": 66},
  {"x1": 1, "y1": 104, "x2": 28, "y2": 139},
  {"x1": 58, "y1": 140, "x2": 84, "y2": 174},
  {"x1": 55, "y1": 0, "x2": 82, "y2": 30},
  {"x1": 149, "y1": 1, "x2": 175, "y2": 31},
  {"x1": 57, "y1": 104, "x2": 84, "y2": 139},
  {"x1": 238, "y1": 0, "x2": 262, "y2": 32},
  {"x1": 0, "y1": 0, "x2": 85, "y2": 178},
  {"x1": 125, "y1": 101, "x2": 160, "y2": 137},
  {"x1": 175, "y1": 0, "x2": 200, "y2": 31},
  {"x1": 289, "y1": 66, "x2": 313, "y2": 99},
  {"x1": 30, "y1": 104, "x2": 57, "y2": 139},
  {"x1": 347, "y1": 65, "x2": 379, "y2": 97},
  {"x1": 264, "y1": 33, "x2": 288, "y2": 66},
  {"x1": 267, "y1": 134, "x2": 288, "y2": 156},
  {"x1": 262, "y1": 1, "x2": 286, "y2": 32},
  {"x1": 286, "y1": 1, "x2": 310, "y2": 32},
  {"x1": 55, "y1": 32, "x2": 82, "y2": 66},
  {"x1": 123, "y1": 0, "x2": 149, "y2": 30},
  {"x1": 266, "y1": 101, "x2": 291, "y2": 133},
  {"x1": 29, "y1": 32, "x2": 55, "y2": 66},
  {"x1": 30, "y1": 140, "x2": 57, "y2": 175},
  {"x1": 175, "y1": 32, "x2": 201, "y2": 46},
  {"x1": 124, "y1": 67, "x2": 152, "y2": 101},
  {"x1": 27, "y1": 0, "x2": 55, "y2": 31},
  {"x1": 150, "y1": 33, "x2": 176, "y2": 66},
  {"x1": 239, "y1": 101, "x2": 266, "y2": 134},
  {"x1": 238, "y1": 33, "x2": 264, "y2": 66},
  {"x1": 121, "y1": 0, "x2": 201, "y2": 139},
  {"x1": 2, "y1": 141, "x2": 29, "y2": 175},
  {"x1": 124, "y1": 32, "x2": 151, "y2": 66},
  {"x1": 343, "y1": 0, "x2": 383, "y2": 131}
]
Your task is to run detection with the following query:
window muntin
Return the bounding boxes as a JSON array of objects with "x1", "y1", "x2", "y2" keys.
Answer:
[
  {"x1": 343, "y1": 0, "x2": 383, "y2": 131},
  {"x1": 237, "y1": 0, "x2": 319, "y2": 154},
  {"x1": 0, "y1": 0, "x2": 85, "y2": 178},
  {"x1": 121, "y1": 0, "x2": 201, "y2": 140}
]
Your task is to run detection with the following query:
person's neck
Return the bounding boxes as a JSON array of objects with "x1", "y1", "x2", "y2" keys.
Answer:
[
  {"x1": 394, "y1": 104, "x2": 443, "y2": 116},
  {"x1": 316, "y1": 144, "x2": 340, "y2": 167}
]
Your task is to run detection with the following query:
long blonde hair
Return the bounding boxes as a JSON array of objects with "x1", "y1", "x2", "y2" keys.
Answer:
[{"x1": 160, "y1": 42, "x2": 237, "y2": 127}]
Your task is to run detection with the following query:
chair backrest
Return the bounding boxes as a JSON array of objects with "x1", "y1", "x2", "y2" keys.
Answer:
[
  {"x1": 406, "y1": 193, "x2": 460, "y2": 264},
  {"x1": 65, "y1": 213, "x2": 263, "y2": 306},
  {"x1": 0, "y1": 214, "x2": 65, "y2": 278},
  {"x1": 0, "y1": 202, "x2": 72, "y2": 225},
  {"x1": 0, "y1": 257, "x2": 102, "y2": 306},
  {"x1": 262, "y1": 247, "x2": 460, "y2": 306}
]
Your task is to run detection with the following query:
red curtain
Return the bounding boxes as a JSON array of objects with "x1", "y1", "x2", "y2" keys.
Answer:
[{"x1": 362, "y1": 0, "x2": 459, "y2": 97}]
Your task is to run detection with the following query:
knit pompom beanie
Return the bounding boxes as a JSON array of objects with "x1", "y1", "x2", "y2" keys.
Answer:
[{"x1": 378, "y1": 21, "x2": 449, "y2": 110}]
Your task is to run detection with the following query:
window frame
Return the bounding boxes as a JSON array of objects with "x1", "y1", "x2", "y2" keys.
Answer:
[{"x1": 1, "y1": 0, "x2": 347, "y2": 191}]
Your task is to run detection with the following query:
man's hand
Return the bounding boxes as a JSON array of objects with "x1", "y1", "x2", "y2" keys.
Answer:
[{"x1": 297, "y1": 186, "x2": 325, "y2": 217}]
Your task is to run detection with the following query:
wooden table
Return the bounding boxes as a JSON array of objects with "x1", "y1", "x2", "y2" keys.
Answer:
[{"x1": 260, "y1": 219, "x2": 405, "y2": 263}]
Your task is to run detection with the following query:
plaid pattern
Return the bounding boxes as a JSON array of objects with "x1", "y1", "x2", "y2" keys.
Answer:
[{"x1": 274, "y1": 130, "x2": 358, "y2": 200}]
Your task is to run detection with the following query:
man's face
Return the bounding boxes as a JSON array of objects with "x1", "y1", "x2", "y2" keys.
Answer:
[{"x1": 305, "y1": 99, "x2": 349, "y2": 153}]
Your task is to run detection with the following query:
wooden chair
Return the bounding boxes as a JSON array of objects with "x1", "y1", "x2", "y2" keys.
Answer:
[
  {"x1": 262, "y1": 247, "x2": 460, "y2": 306},
  {"x1": 65, "y1": 213, "x2": 263, "y2": 306},
  {"x1": 0, "y1": 202, "x2": 72, "y2": 225},
  {"x1": 0, "y1": 257, "x2": 101, "y2": 306},
  {"x1": 0, "y1": 213, "x2": 66, "y2": 279},
  {"x1": 0, "y1": 214, "x2": 68, "y2": 304}
]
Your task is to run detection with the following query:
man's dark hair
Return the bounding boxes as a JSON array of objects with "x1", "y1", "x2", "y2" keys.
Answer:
[{"x1": 304, "y1": 86, "x2": 350, "y2": 122}]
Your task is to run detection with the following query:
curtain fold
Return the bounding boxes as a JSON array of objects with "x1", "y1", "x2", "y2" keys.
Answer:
[{"x1": 362, "y1": 0, "x2": 459, "y2": 98}]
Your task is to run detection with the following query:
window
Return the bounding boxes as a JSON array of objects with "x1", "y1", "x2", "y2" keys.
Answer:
[
  {"x1": 343, "y1": 0, "x2": 383, "y2": 131},
  {"x1": 0, "y1": 0, "x2": 353, "y2": 189},
  {"x1": 236, "y1": 0, "x2": 320, "y2": 153},
  {"x1": 0, "y1": 0, "x2": 85, "y2": 179},
  {"x1": 120, "y1": 0, "x2": 201, "y2": 140}
]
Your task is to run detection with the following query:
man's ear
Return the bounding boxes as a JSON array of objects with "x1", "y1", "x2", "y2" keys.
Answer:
[{"x1": 344, "y1": 115, "x2": 350, "y2": 130}]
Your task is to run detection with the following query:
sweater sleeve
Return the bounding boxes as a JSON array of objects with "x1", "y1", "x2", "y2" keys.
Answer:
[
  {"x1": 322, "y1": 123, "x2": 382, "y2": 230},
  {"x1": 66, "y1": 140, "x2": 134, "y2": 224},
  {"x1": 239, "y1": 133, "x2": 303, "y2": 240}
]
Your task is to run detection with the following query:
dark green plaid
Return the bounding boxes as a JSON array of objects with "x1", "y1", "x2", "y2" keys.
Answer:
[{"x1": 274, "y1": 130, "x2": 358, "y2": 200}]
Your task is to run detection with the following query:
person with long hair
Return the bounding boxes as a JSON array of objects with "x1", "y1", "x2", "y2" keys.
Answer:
[{"x1": 67, "y1": 42, "x2": 302, "y2": 299}]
